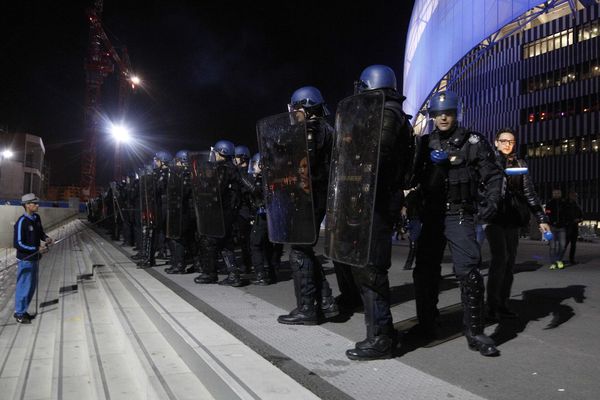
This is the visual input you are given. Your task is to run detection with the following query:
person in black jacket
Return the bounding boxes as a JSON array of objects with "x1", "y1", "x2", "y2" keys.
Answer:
[
  {"x1": 13, "y1": 193, "x2": 53, "y2": 324},
  {"x1": 242, "y1": 153, "x2": 283, "y2": 285},
  {"x1": 195, "y1": 140, "x2": 245, "y2": 286},
  {"x1": 545, "y1": 188, "x2": 568, "y2": 269},
  {"x1": 483, "y1": 128, "x2": 551, "y2": 320},
  {"x1": 332, "y1": 65, "x2": 415, "y2": 360},
  {"x1": 411, "y1": 91, "x2": 502, "y2": 357},
  {"x1": 564, "y1": 190, "x2": 583, "y2": 265},
  {"x1": 276, "y1": 86, "x2": 340, "y2": 325}
]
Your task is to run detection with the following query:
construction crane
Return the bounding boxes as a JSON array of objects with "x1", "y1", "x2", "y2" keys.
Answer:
[{"x1": 81, "y1": 0, "x2": 138, "y2": 199}]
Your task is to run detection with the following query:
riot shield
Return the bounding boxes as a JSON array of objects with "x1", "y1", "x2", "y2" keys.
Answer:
[
  {"x1": 140, "y1": 171, "x2": 157, "y2": 228},
  {"x1": 324, "y1": 90, "x2": 385, "y2": 267},
  {"x1": 190, "y1": 154, "x2": 225, "y2": 238},
  {"x1": 256, "y1": 111, "x2": 316, "y2": 244},
  {"x1": 166, "y1": 169, "x2": 184, "y2": 239}
]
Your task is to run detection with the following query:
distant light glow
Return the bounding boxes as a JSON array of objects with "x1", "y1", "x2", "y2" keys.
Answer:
[
  {"x1": 110, "y1": 124, "x2": 131, "y2": 143},
  {"x1": 130, "y1": 76, "x2": 141, "y2": 85},
  {"x1": 2, "y1": 149, "x2": 13, "y2": 159}
]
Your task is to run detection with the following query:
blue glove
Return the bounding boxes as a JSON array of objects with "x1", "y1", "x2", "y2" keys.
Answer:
[{"x1": 430, "y1": 149, "x2": 448, "y2": 164}]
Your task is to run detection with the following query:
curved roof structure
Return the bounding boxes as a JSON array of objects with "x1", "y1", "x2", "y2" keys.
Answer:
[{"x1": 402, "y1": 0, "x2": 552, "y2": 121}]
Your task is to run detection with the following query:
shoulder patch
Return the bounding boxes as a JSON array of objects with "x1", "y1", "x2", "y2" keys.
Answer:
[{"x1": 468, "y1": 134, "x2": 480, "y2": 144}]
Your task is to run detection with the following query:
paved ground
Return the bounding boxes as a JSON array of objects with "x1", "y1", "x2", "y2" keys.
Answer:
[{"x1": 108, "y1": 229, "x2": 600, "y2": 400}]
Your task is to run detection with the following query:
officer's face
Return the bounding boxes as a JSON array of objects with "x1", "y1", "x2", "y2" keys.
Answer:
[
  {"x1": 25, "y1": 202, "x2": 39, "y2": 213},
  {"x1": 433, "y1": 111, "x2": 456, "y2": 131},
  {"x1": 495, "y1": 132, "x2": 516, "y2": 156}
]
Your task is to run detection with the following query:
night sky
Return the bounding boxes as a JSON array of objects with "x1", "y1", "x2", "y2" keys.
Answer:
[{"x1": 0, "y1": 0, "x2": 414, "y2": 186}]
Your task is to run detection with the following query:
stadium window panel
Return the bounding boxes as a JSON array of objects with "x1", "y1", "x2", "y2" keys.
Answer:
[
  {"x1": 567, "y1": 139, "x2": 576, "y2": 155},
  {"x1": 554, "y1": 35, "x2": 561, "y2": 50},
  {"x1": 580, "y1": 136, "x2": 589, "y2": 152},
  {"x1": 568, "y1": 29, "x2": 574, "y2": 45}
]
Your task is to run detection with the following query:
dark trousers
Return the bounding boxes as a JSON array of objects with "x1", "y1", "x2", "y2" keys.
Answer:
[
  {"x1": 236, "y1": 215, "x2": 252, "y2": 270},
  {"x1": 565, "y1": 225, "x2": 579, "y2": 262},
  {"x1": 484, "y1": 224, "x2": 519, "y2": 309},
  {"x1": 344, "y1": 211, "x2": 394, "y2": 337},
  {"x1": 250, "y1": 214, "x2": 282, "y2": 272},
  {"x1": 414, "y1": 214, "x2": 481, "y2": 326}
]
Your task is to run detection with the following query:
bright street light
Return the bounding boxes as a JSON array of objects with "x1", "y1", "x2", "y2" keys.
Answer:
[
  {"x1": 2, "y1": 149, "x2": 13, "y2": 159},
  {"x1": 130, "y1": 75, "x2": 141, "y2": 85},
  {"x1": 110, "y1": 124, "x2": 131, "y2": 143}
]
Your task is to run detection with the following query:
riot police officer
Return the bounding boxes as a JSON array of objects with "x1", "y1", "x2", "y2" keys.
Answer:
[
  {"x1": 412, "y1": 91, "x2": 502, "y2": 357},
  {"x1": 233, "y1": 145, "x2": 253, "y2": 272},
  {"x1": 332, "y1": 65, "x2": 415, "y2": 360},
  {"x1": 165, "y1": 150, "x2": 194, "y2": 274},
  {"x1": 241, "y1": 153, "x2": 283, "y2": 285},
  {"x1": 194, "y1": 140, "x2": 245, "y2": 286},
  {"x1": 276, "y1": 86, "x2": 339, "y2": 325},
  {"x1": 138, "y1": 150, "x2": 172, "y2": 268}
]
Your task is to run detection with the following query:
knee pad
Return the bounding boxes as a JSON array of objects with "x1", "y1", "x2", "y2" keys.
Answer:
[
  {"x1": 353, "y1": 265, "x2": 389, "y2": 296},
  {"x1": 289, "y1": 249, "x2": 310, "y2": 273}
]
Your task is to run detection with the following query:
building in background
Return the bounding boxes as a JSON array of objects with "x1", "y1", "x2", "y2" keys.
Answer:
[
  {"x1": 0, "y1": 131, "x2": 45, "y2": 200},
  {"x1": 404, "y1": 0, "x2": 599, "y2": 219},
  {"x1": 46, "y1": 185, "x2": 81, "y2": 202}
]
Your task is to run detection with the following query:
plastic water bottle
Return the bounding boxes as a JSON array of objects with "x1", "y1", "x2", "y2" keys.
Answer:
[{"x1": 543, "y1": 231, "x2": 554, "y2": 241}]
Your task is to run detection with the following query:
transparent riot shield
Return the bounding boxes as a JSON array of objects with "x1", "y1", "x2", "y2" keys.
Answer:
[
  {"x1": 190, "y1": 154, "x2": 225, "y2": 238},
  {"x1": 257, "y1": 111, "x2": 316, "y2": 244},
  {"x1": 324, "y1": 90, "x2": 385, "y2": 267},
  {"x1": 140, "y1": 171, "x2": 157, "y2": 228},
  {"x1": 166, "y1": 169, "x2": 184, "y2": 239}
]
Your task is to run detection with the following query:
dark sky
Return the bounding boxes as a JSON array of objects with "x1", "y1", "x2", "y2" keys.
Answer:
[{"x1": 0, "y1": 0, "x2": 414, "y2": 186}]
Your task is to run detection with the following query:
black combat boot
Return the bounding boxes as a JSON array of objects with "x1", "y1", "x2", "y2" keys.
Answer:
[
  {"x1": 187, "y1": 255, "x2": 202, "y2": 274},
  {"x1": 194, "y1": 273, "x2": 218, "y2": 284},
  {"x1": 196, "y1": 246, "x2": 219, "y2": 283},
  {"x1": 165, "y1": 262, "x2": 186, "y2": 274},
  {"x1": 277, "y1": 304, "x2": 318, "y2": 325},
  {"x1": 346, "y1": 325, "x2": 395, "y2": 361},
  {"x1": 461, "y1": 269, "x2": 500, "y2": 357},
  {"x1": 251, "y1": 270, "x2": 270, "y2": 286},
  {"x1": 218, "y1": 249, "x2": 246, "y2": 287},
  {"x1": 219, "y1": 272, "x2": 244, "y2": 287},
  {"x1": 346, "y1": 287, "x2": 395, "y2": 360},
  {"x1": 278, "y1": 252, "x2": 318, "y2": 325}
]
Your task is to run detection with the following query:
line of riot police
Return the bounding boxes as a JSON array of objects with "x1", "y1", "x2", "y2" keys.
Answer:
[{"x1": 92, "y1": 63, "x2": 509, "y2": 361}]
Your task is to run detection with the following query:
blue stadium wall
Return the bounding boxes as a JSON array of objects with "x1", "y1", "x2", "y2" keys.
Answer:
[{"x1": 404, "y1": 1, "x2": 600, "y2": 218}]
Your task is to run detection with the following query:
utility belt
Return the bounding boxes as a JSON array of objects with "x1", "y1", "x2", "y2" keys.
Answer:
[{"x1": 445, "y1": 201, "x2": 476, "y2": 216}]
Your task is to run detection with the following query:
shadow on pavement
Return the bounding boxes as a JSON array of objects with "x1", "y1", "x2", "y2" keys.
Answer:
[
  {"x1": 394, "y1": 303, "x2": 466, "y2": 357},
  {"x1": 492, "y1": 285, "x2": 586, "y2": 346}
]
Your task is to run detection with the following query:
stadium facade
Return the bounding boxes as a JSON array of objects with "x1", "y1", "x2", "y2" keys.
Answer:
[{"x1": 404, "y1": 0, "x2": 600, "y2": 220}]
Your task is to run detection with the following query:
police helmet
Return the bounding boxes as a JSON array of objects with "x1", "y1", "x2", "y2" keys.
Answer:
[
  {"x1": 154, "y1": 150, "x2": 173, "y2": 163},
  {"x1": 288, "y1": 86, "x2": 330, "y2": 116},
  {"x1": 427, "y1": 91, "x2": 461, "y2": 117},
  {"x1": 248, "y1": 152, "x2": 261, "y2": 175},
  {"x1": 355, "y1": 65, "x2": 397, "y2": 93},
  {"x1": 212, "y1": 140, "x2": 235, "y2": 157},
  {"x1": 234, "y1": 145, "x2": 251, "y2": 160},
  {"x1": 174, "y1": 149, "x2": 190, "y2": 163}
]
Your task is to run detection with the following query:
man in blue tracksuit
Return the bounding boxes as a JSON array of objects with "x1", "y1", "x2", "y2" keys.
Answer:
[{"x1": 13, "y1": 193, "x2": 53, "y2": 324}]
